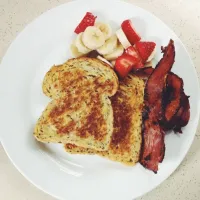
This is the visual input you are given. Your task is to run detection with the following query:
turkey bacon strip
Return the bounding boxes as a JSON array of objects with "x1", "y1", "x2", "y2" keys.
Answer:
[
  {"x1": 135, "y1": 67, "x2": 190, "y2": 133},
  {"x1": 140, "y1": 40, "x2": 175, "y2": 173},
  {"x1": 172, "y1": 92, "x2": 190, "y2": 133},
  {"x1": 162, "y1": 73, "x2": 183, "y2": 125}
]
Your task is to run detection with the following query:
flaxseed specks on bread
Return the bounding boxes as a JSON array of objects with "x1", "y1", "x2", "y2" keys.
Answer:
[{"x1": 34, "y1": 57, "x2": 119, "y2": 151}]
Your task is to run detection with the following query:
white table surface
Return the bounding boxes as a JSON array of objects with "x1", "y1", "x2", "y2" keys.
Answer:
[{"x1": 0, "y1": 0, "x2": 200, "y2": 199}]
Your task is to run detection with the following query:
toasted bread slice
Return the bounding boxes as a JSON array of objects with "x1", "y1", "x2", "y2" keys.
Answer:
[
  {"x1": 64, "y1": 74, "x2": 145, "y2": 165},
  {"x1": 34, "y1": 57, "x2": 119, "y2": 151},
  {"x1": 43, "y1": 57, "x2": 118, "y2": 99},
  {"x1": 34, "y1": 94, "x2": 113, "y2": 150}
]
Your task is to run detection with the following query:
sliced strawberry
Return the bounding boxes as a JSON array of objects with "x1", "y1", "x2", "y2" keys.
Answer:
[
  {"x1": 126, "y1": 46, "x2": 139, "y2": 57},
  {"x1": 135, "y1": 41, "x2": 156, "y2": 63},
  {"x1": 125, "y1": 46, "x2": 144, "y2": 69},
  {"x1": 135, "y1": 61, "x2": 144, "y2": 69},
  {"x1": 74, "y1": 12, "x2": 97, "y2": 34},
  {"x1": 115, "y1": 54, "x2": 137, "y2": 78},
  {"x1": 121, "y1": 20, "x2": 141, "y2": 45}
]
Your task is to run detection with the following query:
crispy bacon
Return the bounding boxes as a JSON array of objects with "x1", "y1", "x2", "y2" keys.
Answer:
[
  {"x1": 145, "y1": 40, "x2": 175, "y2": 118},
  {"x1": 140, "y1": 40, "x2": 175, "y2": 173},
  {"x1": 173, "y1": 93, "x2": 190, "y2": 133},
  {"x1": 141, "y1": 111, "x2": 166, "y2": 173},
  {"x1": 179, "y1": 93, "x2": 190, "y2": 126},
  {"x1": 134, "y1": 40, "x2": 190, "y2": 172},
  {"x1": 161, "y1": 73, "x2": 190, "y2": 133},
  {"x1": 135, "y1": 68, "x2": 190, "y2": 134},
  {"x1": 163, "y1": 73, "x2": 183, "y2": 122}
]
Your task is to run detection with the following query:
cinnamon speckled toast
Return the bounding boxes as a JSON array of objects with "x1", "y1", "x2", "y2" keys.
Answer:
[
  {"x1": 65, "y1": 74, "x2": 145, "y2": 165},
  {"x1": 34, "y1": 57, "x2": 119, "y2": 151}
]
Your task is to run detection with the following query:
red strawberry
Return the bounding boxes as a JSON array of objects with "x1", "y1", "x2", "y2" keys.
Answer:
[
  {"x1": 135, "y1": 60, "x2": 145, "y2": 69},
  {"x1": 115, "y1": 54, "x2": 138, "y2": 78},
  {"x1": 121, "y1": 20, "x2": 141, "y2": 45},
  {"x1": 126, "y1": 46, "x2": 139, "y2": 58},
  {"x1": 74, "y1": 12, "x2": 97, "y2": 34},
  {"x1": 135, "y1": 41, "x2": 156, "y2": 63},
  {"x1": 125, "y1": 46, "x2": 144, "y2": 69}
]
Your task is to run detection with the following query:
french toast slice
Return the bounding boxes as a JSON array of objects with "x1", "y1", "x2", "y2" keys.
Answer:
[
  {"x1": 34, "y1": 58, "x2": 118, "y2": 151},
  {"x1": 42, "y1": 57, "x2": 118, "y2": 99},
  {"x1": 34, "y1": 94, "x2": 113, "y2": 150},
  {"x1": 64, "y1": 74, "x2": 145, "y2": 165}
]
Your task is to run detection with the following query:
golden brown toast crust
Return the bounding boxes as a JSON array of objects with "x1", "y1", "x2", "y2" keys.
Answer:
[
  {"x1": 43, "y1": 57, "x2": 119, "y2": 99},
  {"x1": 65, "y1": 74, "x2": 145, "y2": 165},
  {"x1": 34, "y1": 58, "x2": 119, "y2": 151}
]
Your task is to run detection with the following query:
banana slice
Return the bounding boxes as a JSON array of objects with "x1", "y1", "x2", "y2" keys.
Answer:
[
  {"x1": 82, "y1": 26, "x2": 105, "y2": 50},
  {"x1": 70, "y1": 42, "x2": 84, "y2": 58},
  {"x1": 147, "y1": 48, "x2": 156, "y2": 62},
  {"x1": 116, "y1": 28, "x2": 131, "y2": 49},
  {"x1": 145, "y1": 61, "x2": 153, "y2": 67},
  {"x1": 95, "y1": 22, "x2": 112, "y2": 40},
  {"x1": 97, "y1": 34, "x2": 118, "y2": 55},
  {"x1": 111, "y1": 60, "x2": 116, "y2": 66},
  {"x1": 104, "y1": 44, "x2": 124, "y2": 61},
  {"x1": 75, "y1": 33, "x2": 91, "y2": 54},
  {"x1": 97, "y1": 55, "x2": 113, "y2": 67}
]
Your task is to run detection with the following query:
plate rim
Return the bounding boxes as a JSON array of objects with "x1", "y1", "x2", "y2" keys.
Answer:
[{"x1": 0, "y1": 0, "x2": 200, "y2": 199}]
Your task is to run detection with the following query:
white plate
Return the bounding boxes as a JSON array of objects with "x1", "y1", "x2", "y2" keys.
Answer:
[{"x1": 0, "y1": 0, "x2": 199, "y2": 199}]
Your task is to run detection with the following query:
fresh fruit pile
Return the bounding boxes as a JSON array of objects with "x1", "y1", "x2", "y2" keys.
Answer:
[{"x1": 71, "y1": 12, "x2": 156, "y2": 78}]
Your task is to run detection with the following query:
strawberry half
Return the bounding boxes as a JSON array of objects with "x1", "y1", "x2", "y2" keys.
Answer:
[
  {"x1": 121, "y1": 20, "x2": 141, "y2": 45},
  {"x1": 125, "y1": 46, "x2": 144, "y2": 69},
  {"x1": 135, "y1": 41, "x2": 156, "y2": 63},
  {"x1": 74, "y1": 12, "x2": 97, "y2": 34},
  {"x1": 115, "y1": 54, "x2": 138, "y2": 78}
]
